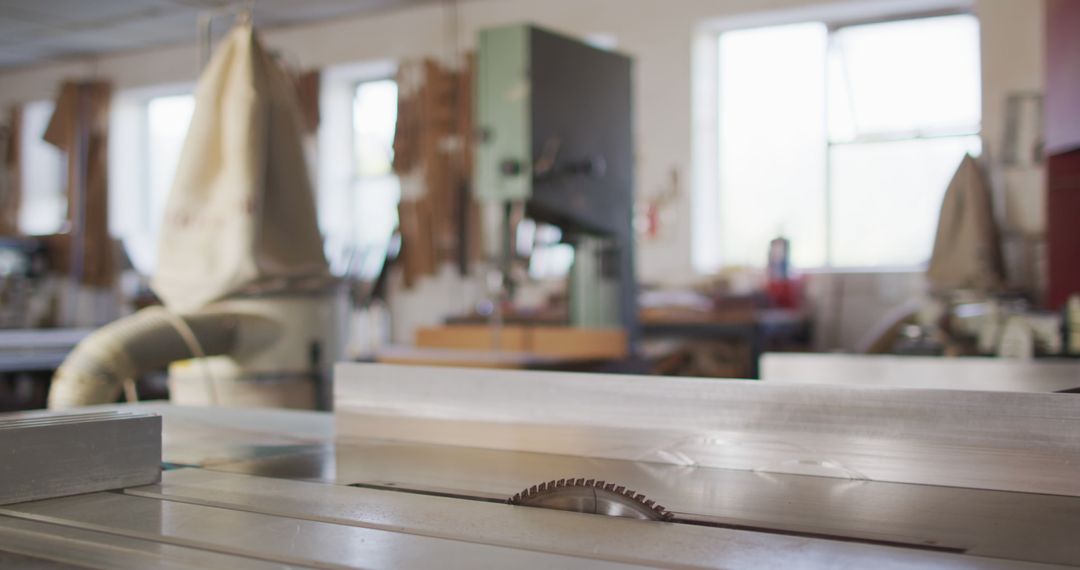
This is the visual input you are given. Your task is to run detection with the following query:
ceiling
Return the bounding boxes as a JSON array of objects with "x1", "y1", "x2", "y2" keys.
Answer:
[{"x1": 0, "y1": 0, "x2": 428, "y2": 70}]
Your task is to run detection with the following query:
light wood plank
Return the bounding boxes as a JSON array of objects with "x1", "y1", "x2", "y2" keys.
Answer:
[
  {"x1": 761, "y1": 352, "x2": 1080, "y2": 392},
  {"x1": 334, "y1": 363, "x2": 1080, "y2": 496}
]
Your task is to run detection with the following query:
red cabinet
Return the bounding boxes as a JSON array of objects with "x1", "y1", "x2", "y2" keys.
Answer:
[
  {"x1": 1046, "y1": 0, "x2": 1080, "y2": 154},
  {"x1": 1046, "y1": 0, "x2": 1080, "y2": 308},
  {"x1": 1047, "y1": 150, "x2": 1080, "y2": 308}
]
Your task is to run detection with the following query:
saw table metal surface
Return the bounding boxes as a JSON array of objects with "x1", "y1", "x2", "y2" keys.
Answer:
[
  {"x1": 0, "y1": 467, "x2": 1062, "y2": 570},
  {"x1": 204, "y1": 438, "x2": 1080, "y2": 566},
  {"x1": 2, "y1": 364, "x2": 1079, "y2": 568}
]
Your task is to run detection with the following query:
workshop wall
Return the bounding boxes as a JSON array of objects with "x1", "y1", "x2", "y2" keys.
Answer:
[
  {"x1": 978, "y1": 0, "x2": 1047, "y2": 295},
  {"x1": 0, "y1": 0, "x2": 1047, "y2": 349}
]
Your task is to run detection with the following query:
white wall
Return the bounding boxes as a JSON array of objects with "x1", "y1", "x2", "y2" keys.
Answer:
[
  {"x1": 0, "y1": 0, "x2": 1046, "y2": 348},
  {"x1": 977, "y1": 0, "x2": 1046, "y2": 295}
]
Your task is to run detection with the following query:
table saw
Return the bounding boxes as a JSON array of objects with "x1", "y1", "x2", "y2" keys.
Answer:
[{"x1": 2, "y1": 363, "x2": 1079, "y2": 569}]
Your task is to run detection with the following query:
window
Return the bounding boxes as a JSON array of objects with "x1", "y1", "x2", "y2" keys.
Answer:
[
  {"x1": 146, "y1": 95, "x2": 196, "y2": 239},
  {"x1": 115, "y1": 69, "x2": 401, "y2": 279},
  {"x1": 110, "y1": 87, "x2": 195, "y2": 274},
  {"x1": 701, "y1": 13, "x2": 981, "y2": 270},
  {"x1": 18, "y1": 100, "x2": 66, "y2": 235},
  {"x1": 348, "y1": 79, "x2": 399, "y2": 280},
  {"x1": 352, "y1": 79, "x2": 397, "y2": 178},
  {"x1": 319, "y1": 72, "x2": 400, "y2": 280}
]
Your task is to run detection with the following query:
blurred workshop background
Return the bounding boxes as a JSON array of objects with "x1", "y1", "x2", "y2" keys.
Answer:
[{"x1": 0, "y1": 0, "x2": 1078, "y2": 411}]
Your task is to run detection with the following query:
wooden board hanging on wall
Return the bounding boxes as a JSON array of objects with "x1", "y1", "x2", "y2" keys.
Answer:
[{"x1": 391, "y1": 57, "x2": 481, "y2": 286}]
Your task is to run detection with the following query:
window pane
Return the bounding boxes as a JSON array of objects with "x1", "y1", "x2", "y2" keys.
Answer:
[
  {"x1": 347, "y1": 175, "x2": 400, "y2": 280},
  {"x1": 353, "y1": 79, "x2": 398, "y2": 178},
  {"x1": 718, "y1": 22, "x2": 828, "y2": 268},
  {"x1": 828, "y1": 15, "x2": 980, "y2": 139},
  {"x1": 322, "y1": 78, "x2": 402, "y2": 277},
  {"x1": 147, "y1": 94, "x2": 195, "y2": 233},
  {"x1": 121, "y1": 93, "x2": 196, "y2": 273},
  {"x1": 19, "y1": 100, "x2": 66, "y2": 235},
  {"x1": 828, "y1": 135, "x2": 982, "y2": 267}
]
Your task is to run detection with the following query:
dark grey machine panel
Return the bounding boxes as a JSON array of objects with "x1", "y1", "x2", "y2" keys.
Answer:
[
  {"x1": 526, "y1": 27, "x2": 634, "y2": 239},
  {"x1": 527, "y1": 27, "x2": 638, "y2": 346}
]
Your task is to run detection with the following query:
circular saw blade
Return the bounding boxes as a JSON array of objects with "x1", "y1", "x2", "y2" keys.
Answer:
[{"x1": 507, "y1": 478, "x2": 674, "y2": 521}]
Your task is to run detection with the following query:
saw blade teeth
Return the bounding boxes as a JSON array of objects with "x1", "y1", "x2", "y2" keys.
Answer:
[{"x1": 508, "y1": 478, "x2": 674, "y2": 522}]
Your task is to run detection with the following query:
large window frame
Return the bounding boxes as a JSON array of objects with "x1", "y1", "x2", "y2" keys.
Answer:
[
  {"x1": 692, "y1": 5, "x2": 982, "y2": 274},
  {"x1": 110, "y1": 83, "x2": 196, "y2": 275},
  {"x1": 346, "y1": 77, "x2": 400, "y2": 281},
  {"x1": 823, "y1": 11, "x2": 981, "y2": 268},
  {"x1": 317, "y1": 61, "x2": 400, "y2": 280},
  {"x1": 18, "y1": 100, "x2": 67, "y2": 236},
  {"x1": 111, "y1": 63, "x2": 403, "y2": 279}
]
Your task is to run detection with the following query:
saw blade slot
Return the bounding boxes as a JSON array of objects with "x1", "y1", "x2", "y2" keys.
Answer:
[{"x1": 350, "y1": 479, "x2": 967, "y2": 554}]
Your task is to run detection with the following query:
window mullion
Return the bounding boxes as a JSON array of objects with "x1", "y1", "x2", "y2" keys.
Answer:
[{"x1": 824, "y1": 28, "x2": 835, "y2": 269}]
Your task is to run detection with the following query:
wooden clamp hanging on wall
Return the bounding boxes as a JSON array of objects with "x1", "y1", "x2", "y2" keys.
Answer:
[
  {"x1": 392, "y1": 56, "x2": 480, "y2": 288},
  {"x1": 44, "y1": 80, "x2": 116, "y2": 288}
]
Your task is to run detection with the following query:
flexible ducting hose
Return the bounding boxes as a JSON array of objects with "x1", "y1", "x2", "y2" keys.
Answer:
[{"x1": 48, "y1": 307, "x2": 241, "y2": 409}]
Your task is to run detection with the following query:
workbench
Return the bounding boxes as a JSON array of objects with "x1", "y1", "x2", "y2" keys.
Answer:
[
  {"x1": 641, "y1": 308, "x2": 810, "y2": 377},
  {"x1": 0, "y1": 328, "x2": 91, "y2": 374},
  {"x1": 375, "y1": 324, "x2": 631, "y2": 371},
  {"x1": 0, "y1": 328, "x2": 92, "y2": 410}
]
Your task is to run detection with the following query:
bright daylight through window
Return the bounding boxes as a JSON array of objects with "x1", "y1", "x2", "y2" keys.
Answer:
[
  {"x1": 117, "y1": 81, "x2": 401, "y2": 279},
  {"x1": 18, "y1": 100, "x2": 66, "y2": 235},
  {"x1": 144, "y1": 94, "x2": 196, "y2": 267},
  {"x1": 344, "y1": 78, "x2": 399, "y2": 281},
  {"x1": 712, "y1": 13, "x2": 981, "y2": 270}
]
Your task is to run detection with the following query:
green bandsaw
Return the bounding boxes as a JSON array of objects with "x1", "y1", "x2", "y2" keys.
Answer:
[{"x1": 474, "y1": 24, "x2": 638, "y2": 350}]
